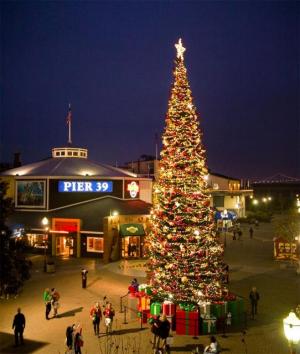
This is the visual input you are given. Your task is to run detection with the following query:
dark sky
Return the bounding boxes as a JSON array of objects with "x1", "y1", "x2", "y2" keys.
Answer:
[{"x1": 0, "y1": 1, "x2": 299, "y2": 179}]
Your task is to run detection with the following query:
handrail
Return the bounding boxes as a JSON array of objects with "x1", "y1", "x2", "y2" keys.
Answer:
[{"x1": 119, "y1": 291, "x2": 130, "y2": 313}]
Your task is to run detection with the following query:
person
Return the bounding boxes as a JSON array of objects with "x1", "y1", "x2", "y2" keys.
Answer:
[
  {"x1": 12, "y1": 308, "x2": 25, "y2": 346},
  {"x1": 249, "y1": 286, "x2": 260, "y2": 319},
  {"x1": 157, "y1": 314, "x2": 171, "y2": 351},
  {"x1": 249, "y1": 227, "x2": 254, "y2": 239},
  {"x1": 43, "y1": 288, "x2": 52, "y2": 320},
  {"x1": 103, "y1": 302, "x2": 115, "y2": 334},
  {"x1": 232, "y1": 228, "x2": 237, "y2": 240},
  {"x1": 204, "y1": 336, "x2": 220, "y2": 353},
  {"x1": 151, "y1": 316, "x2": 161, "y2": 349},
  {"x1": 65, "y1": 325, "x2": 74, "y2": 352},
  {"x1": 51, "y1": 288, "x2": 60, "y2": 317},
  {"x1": 90, "y1": 302, "x2": 102, "y2": 336},
  {"x1": 73, "y1": 324, "x2": 83, "y2": 354},
  {"x1": 131, "y1": 278, "x2": 139, "y2": 292},
  {"x1": 81, "y1": 269, "x2": 88, "y2": 289},
  {"x1": 127, "y1": 243, "x2": 132, "y2": 257},
  {"x1": 223, "y1": 264, "x2": 229, "y2": 284}
]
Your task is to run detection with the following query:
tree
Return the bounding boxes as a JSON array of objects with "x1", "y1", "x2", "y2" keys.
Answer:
[
  {"x1": 0, "y1": 181, "x2": 30, "y2": 296},
  {"x1": 274, "y1": 211, "x2": 300, "y2": 242},
  {"x1": 147, "y1": 39, "x2": 226, "y2": 303}
]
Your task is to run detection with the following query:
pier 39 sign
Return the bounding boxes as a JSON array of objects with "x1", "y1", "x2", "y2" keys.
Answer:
[{"x1": 58, "y1": 180, "x2": 113, "y2": 193}]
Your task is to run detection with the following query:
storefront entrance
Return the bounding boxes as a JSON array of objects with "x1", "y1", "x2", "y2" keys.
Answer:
[
  {"x1": 119, "y1": 223, "x2": 147, "y2": 259},
  {"x1": 122, "y1": 236, "x2": 141, "y2": 258},
  {"x1": 55, "y1": 236, "x2": 74, "y2": 256}
]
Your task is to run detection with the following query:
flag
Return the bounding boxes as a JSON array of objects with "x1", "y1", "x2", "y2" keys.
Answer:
[{"x1": 66, "y1": 104, "x2": 72, "y2": 125}]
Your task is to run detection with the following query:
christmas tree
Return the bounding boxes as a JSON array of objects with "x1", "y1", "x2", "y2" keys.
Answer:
[{"x1": 148, "y1": 39, "x2": 226, "y2": 303}]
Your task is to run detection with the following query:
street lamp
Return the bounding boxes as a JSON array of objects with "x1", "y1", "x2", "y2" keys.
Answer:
[
  {"x1": 41, "y1": 217, "x2": 49, "y2": 272},
  {"x1": 221, "y1": 209, "x2": 228, "y2": 247},
  {"x1": 283, "y1": 311, "x2": 300, "y2": 354}
]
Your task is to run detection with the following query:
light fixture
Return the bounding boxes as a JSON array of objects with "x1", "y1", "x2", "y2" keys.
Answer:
[
  {"x1": 111, "y1": 210, "x2": 119, "y2": 217},
  {"x1": 41, "y1": 217, "x2": 49, "y2": 227},
  {"x1": 253, "y1": 199, "x2": 259, "y2": 205},
  {"x1": 268, "y1": 197, "x2": 272, "y2": 201},
  {"x1": 262, "y1": 197, "x2": 267, "y2": 203},
  {"x1": 283, "y1": 311, "x2": 300, "y2": 353}
]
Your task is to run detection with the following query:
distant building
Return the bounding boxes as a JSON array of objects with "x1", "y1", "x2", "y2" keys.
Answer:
[{"x1": 123, "y1": 159, "x2": 252, "y2": 218}]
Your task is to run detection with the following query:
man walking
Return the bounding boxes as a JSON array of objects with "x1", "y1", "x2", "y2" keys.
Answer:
[
  {"x1": 249, "y1": 286, "x2": 260, "y2": 319},
  {"x1": 249, "y1": 227, "x2": 254, "y2": 239},
  {"x1": 12, "y1": 308, "x2": 25, "y2": 346}
]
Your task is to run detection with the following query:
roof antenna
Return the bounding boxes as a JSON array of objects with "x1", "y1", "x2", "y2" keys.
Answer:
[{"x1": 66, "y1": 103, "x2": 72, "y2": 146}]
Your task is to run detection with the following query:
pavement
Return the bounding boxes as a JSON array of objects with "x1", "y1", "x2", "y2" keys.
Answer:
[{"x1": 0, "y1": 221, "x2": 300, "y2": 353}]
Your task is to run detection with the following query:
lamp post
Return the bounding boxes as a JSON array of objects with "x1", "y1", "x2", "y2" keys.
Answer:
[
  {"x1": 221, "y1": 209, "x2": 228, "y2": 247},
  {"x1": 283, "y1": 311, "x2": 300, "y2": 354},
  {"x1": 41, "y1": 217, "x2": 49, "y2": 272}
]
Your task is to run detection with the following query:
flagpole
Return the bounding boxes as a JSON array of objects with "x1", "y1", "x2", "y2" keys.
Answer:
[{"x1": 68, "y1": 103, "x2": 72, "y2": 146}]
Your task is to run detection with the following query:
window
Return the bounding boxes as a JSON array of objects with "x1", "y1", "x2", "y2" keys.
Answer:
[
  {"x1": 73, "y1": 152, "x2": 78, "y2": 156},
  {"x1": 68, "y1": 151, "x2": 72, "y2": 156},
  {"x1": 86, "y1": 237, "x2": 104, "y2": 253},
  {"x1": 213, "y1": 195, "x2": 224, "y2": 207},
  {"x1": 61, "y1": 151, "x2": 65, "y2": 156},
  {"x1": 56, "y1": 152, "x2": 60, "y2": 156}
]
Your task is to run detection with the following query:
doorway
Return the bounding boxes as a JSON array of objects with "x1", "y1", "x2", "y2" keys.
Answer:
[
  {"x1": 55, "y1": 236, "x2": 74, "y2": 256},
  {"x1": 122, "y1": 236, "x2": 141, "y2": 258}
]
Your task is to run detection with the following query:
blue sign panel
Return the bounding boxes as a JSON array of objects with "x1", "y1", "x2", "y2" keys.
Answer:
[{"x1": 58, "y1": 181, "x2": 113, "y2": 193}]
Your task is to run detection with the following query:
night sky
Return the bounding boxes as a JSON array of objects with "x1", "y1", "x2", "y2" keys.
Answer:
[{"x1": 1, "y1": 1, "x2": 299, "y2": 179}]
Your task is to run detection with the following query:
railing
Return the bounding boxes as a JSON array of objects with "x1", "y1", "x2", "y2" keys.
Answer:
[{"x1": 119, "y1": 291, "x2": 129, "y2": 313}]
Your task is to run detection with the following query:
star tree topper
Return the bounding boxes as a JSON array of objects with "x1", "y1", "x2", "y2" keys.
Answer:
[{"x1": 175, "y1": 38, "x2": 186, "y2": 60}]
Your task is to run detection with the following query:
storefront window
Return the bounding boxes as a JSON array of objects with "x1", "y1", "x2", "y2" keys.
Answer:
[
  {"x1": 87, "y1": 237, "x2": 103, "y2": 253},
  {"x1": 26, "y1": 233, "x2": 48, "y2": 249}
]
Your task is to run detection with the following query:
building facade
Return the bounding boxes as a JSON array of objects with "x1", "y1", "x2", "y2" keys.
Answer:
[{"x1": 1, "y1": 146, "x2": 152, "y2": 262}]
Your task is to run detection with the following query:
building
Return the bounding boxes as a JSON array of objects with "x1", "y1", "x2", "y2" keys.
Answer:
[
  {"x1": 1, "y1": 146, "x2": 152, "y2": 263},
  {"x1": 123, "y1": 159, "x2": 252, "y2": 218}
]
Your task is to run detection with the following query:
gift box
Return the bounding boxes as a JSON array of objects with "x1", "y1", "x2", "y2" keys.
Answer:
[
  {"x1": 199, "y1": 302, "x2": 211, "y2": 317},
  {"x1": 176, "y1": 309, "x2": 199, "y2": 336},
  {"x1": 140, "y1": 309, "x2": 150, "y2": 323},
  {"x1": 201, "y1": 315, "x2": 217, "y2": 334},
  {"x1": 228, "y1": 297, "x2": 244, "y2": 325},
  {"x1": 139, "y1": 296, "x2": 150, "y2": 311},
  {"x1": 150, "y1": 302, "x2": 162, "y2": 316},
  {"x1": 211, "y1": 301, "x2": 228, "y2": 319},
  {"x1": 163, "y1": 301, "x2": 176, "y2": 317},
  {"x1": 128, "y1": 285, "x2": 136, "y2": 294},
  {"x1": 167, "y1": 315, "x2": 176, "y2": 331}
]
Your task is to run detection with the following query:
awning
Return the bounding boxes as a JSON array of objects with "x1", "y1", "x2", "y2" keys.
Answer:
[{"x1": 119, "y1": 223, "x2": 145, "y2": 237}]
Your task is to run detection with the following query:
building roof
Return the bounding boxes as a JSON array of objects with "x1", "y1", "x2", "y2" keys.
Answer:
[{"x1": 0, "y1": 157, "x2": 137, "y2": 178}]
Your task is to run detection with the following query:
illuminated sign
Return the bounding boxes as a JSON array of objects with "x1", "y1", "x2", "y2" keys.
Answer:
[
  {"x1": 58, "y1": 181, "x2": 113, "y2": 193},
  {"x1": 126, "y1": 181, "x2": 139, "y2": 198}
]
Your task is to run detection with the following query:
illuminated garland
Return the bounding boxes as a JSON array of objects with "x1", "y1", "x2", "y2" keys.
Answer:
[{"x1": 147, "y1": 39, "x2": 227, "y2": 303}]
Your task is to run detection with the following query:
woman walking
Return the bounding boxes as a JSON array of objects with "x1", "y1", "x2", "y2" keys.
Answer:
[{"x1": 90, "y1": 302, "x2": 102, "y2": 336}]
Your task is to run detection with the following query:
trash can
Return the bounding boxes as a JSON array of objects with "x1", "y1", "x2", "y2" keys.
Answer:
[{"x1": 46, "y1": 262, "x2": 55, "y2": 273}]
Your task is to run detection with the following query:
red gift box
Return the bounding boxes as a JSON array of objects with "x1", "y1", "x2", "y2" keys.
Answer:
[
  {"x1": 128, "y1": 285, "x2": 136, "y2": 294},
  {"x1": 176, "y1": 309, "x2": 199, "y2": 336},
  {"x1": 163, "y1": 301, "x2": 176, "y2": 317},
  {"x1": 141, "y1": 309, "x2": 150, "y2": 323}
]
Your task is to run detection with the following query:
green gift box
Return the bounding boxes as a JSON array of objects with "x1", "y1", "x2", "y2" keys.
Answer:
[
  {"x1": 228, "y1": 297, "x2": 244, "y2": 325},
  {"x1": 150, "y1": 302, "x2": 161, "y2": 316},
  {"x1": 211, "y1": 302, "x2": 227, "y2": 319},
  {"x1": 201, "y1": 315, "x2": 217, "y2": 334}
]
